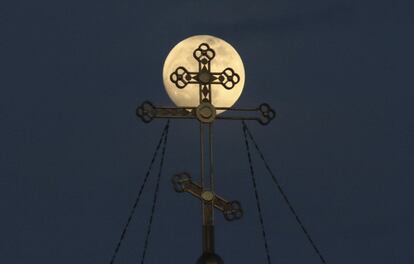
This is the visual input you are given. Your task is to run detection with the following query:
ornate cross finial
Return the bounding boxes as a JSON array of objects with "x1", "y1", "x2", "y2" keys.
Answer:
[{"x1": 170, "y1": 43, "x2": 240, "y2": 103}]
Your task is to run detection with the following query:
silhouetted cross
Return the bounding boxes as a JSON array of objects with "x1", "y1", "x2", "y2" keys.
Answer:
[{"x1": 136, "y1": 42, "x2": 276, "y2": 260}]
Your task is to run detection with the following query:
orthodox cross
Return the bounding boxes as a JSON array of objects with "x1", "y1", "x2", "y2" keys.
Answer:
[{"x1": 136, "y1": 42, "x2": 275, "y2": 264}]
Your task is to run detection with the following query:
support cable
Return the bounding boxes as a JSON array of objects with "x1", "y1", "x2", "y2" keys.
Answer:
[
  {"x1": 242, "y1": 122, "x2": 272, "y2": 264},
  {"x1": 140, "y1": 120, "x2": 170, "y2": 263},
  {"x1": 242, "y1": 121, "x2": 327, "y2": 264},
  {"x1": 109, "y1": 121, "x2": 170, "y2": 264}
]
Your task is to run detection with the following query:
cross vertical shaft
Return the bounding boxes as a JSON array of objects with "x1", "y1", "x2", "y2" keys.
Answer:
[{"x1": 200, "y1": 122, "x2": 215, "y2": 253}]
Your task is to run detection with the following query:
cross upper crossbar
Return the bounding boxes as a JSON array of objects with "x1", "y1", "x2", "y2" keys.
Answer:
[{"x1": 136, "y1": 101, "x2": 276, "y2": 125}]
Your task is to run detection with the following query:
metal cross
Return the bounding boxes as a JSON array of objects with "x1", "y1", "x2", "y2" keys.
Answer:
[{"x1": 136, "y1": 43, "x2": 276, "y2": 264}]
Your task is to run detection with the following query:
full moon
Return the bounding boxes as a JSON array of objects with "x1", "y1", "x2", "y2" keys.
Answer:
[{"x1": 162, "y1": 35, "x2": 245, "y2": 114}]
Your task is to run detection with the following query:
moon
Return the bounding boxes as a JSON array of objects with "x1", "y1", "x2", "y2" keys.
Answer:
[{"x1": 162, "y1": 35, "x2": 245, "y2": 114}]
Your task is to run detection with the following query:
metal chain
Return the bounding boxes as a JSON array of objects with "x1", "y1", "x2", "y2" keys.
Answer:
[
  {"x1": 242, "y1": 121, "x2": 327, "y2": 264},
  {"x1": 109, "y1": 121, "x2": 170, "y2": 264},
  {"x1": 140, "y1": 120, "x2": 170, "y2": 264},
  {"x1": 242, "y1": 122, "x2": 272, "y2": 264}
]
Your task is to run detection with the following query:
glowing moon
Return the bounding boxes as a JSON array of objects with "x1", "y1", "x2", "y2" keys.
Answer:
[{"x1": 162, "y1": 35, "x2": 245, "y2": 114}]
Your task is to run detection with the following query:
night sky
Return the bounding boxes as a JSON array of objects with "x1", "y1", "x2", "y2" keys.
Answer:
[{"x1": 1, "y1": 0, "x2": 413, "y2": 263}]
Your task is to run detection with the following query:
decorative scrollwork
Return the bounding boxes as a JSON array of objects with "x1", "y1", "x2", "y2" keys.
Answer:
[
  {"x1": 136, "y1": 101, "x2": 155, "y2": 123},
  {"x1": 193, "y1": 43, "x2": 215, "y2": 65},
  {"x1": 172, "y1": 172, "x2": 192, "y2": 193},
  {"x1": 170, "y1": 67, "x2": 192, "y2": 89},
  {"x1": 218, "y1": 68, "x2": 240, "y2": 90},
  {"x1": 258, "y1": 103, "x2": 276, "y2": 125},
  {"x1": 223, "y1": 201, "x2": 243, "y2": 221},
  {"x1": 169, "y1": 42, "x2": 241, "y2": 99}
]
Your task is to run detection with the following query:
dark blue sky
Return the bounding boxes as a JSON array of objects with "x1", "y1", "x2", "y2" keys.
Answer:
[{"x1": 1, "y1": 0, "x2": 413, "y2": 263}]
